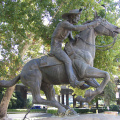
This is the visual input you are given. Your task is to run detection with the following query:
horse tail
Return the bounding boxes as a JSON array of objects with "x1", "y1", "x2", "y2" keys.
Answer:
[{"x1": 0, "y1": 74, "x2": 20, "y2": 87}]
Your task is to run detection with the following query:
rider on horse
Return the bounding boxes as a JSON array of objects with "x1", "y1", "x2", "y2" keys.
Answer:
[{"x1": 50, "y1": 8, "x2": 100, "y2": 88}]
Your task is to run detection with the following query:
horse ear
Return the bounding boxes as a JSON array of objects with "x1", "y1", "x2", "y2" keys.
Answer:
[{"x1": 94, "y1": 11, "x2": 98, "y2": 19}]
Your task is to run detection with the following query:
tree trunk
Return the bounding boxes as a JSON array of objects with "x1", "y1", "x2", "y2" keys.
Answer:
[
  {"x1": 0, "y1": 85, "x2": 16, "y2": 120},
  {"x1": 0, "y1": 42, "x2": 30, "y2": 120},
  {"x1": 80, "y1": 101, "x2": 83, "y2": 108}
]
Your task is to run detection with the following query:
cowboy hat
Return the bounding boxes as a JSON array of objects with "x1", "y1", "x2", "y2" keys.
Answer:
[{"x1": 62, "y1": 8, "x2": 82, "y2": 19}]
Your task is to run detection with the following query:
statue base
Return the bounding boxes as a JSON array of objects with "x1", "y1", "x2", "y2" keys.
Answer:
[{"x1": 42, "y1": 113, "x2": 120, "y2": 120}]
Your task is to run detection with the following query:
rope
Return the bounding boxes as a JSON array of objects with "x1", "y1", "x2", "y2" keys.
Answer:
[
  {"x1": 76, "y1": 21, "x2": 118, "y2": 51},
  {"x1": 23, "y1": 105, "x2": 34, "y2": 120},
  {"x1": 77, "y1": 36, "x2": 117, "y2": 51},
  {"x1": 96, "y1": 37, "x2": 117, "y2": 51}
]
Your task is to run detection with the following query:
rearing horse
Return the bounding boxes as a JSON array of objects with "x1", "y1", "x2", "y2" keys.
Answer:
[
  {"x1": 69, "y1": 16, "x2": 120, "y2": 103},
  {"x1": 0, "y1": 16, "x2": 120, "y2": 114}
]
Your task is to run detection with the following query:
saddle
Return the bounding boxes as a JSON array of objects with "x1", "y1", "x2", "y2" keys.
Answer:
[{"x1": 40, "y1": 55, "x2": 63, "y2": 68}]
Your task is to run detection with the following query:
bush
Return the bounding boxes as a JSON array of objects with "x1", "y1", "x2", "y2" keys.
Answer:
[
  {"x1": 8, "y1": 91, "x2": 25, "y2": 109},
  {"x1": 109, "y1": 105, "x2": 120, "y2": 112},
  {"x1": 31, "y1": 109, "x2": 47, "y2": 113},
  {"x1": 25, "y1": 99, "x2": 33, "y2": 108},
  {"x1": 90, "y1": 108, "x2": 107, "y2": 113},
  {"x1": 47, "y1": 109, "x2": 58, "y2": 115},
  {"x1": 7, "y1": 109, "x2": 27, "y2": 112},
  {"x1": 0, "y1": 88, "x2": 6, "y2": 102},
  {"x1": 74, "y1": 108, "x2": 89, "y2": 114},
  {"x1": 7, "y1": 109, "x2": 47, "y2": 113}
]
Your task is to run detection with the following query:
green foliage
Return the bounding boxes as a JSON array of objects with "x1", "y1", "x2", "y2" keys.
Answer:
[
  {"x1": 109, "y1": 105, "x2": 120, "y2": 112},
  {"x1": 89, "y1": 95, "x2": 102, "y2": 106},
  {"x1": 70, "y1": 86, "x2": 87, "y2": 97},
  {"x1": 90, "y1": 108, "x2": 107, "y2": 113},
  {"x1": 24, "y1": 99, "x2": 32, "y2": 109},
  {"x1": 104, "y1": 81, "x2": 116, "y2": 106},
  {"x1": 7, "y1": 109, "x2": 27, "y2": 112},
  {"x1": 69, "y1": 85, "x2": 95, "y2": 98},
  {"x1": 0, "y1": 0, "x2": 120, "y2": 106},
  {"x1": 7, "y1": 109, "x2": 46, "y2": 113},
  {"x1": 8, "y1": 91, "x2": 25, "y2": 109},
  {"x1": 54, "y1": 85, "x2": 61, "y2": 95},
  {"x1": 30, "y1": 109, "x2": 47, "y2": 113},
  {"x1": 47, "y1": 109, "x2": 58, "y2": 115},
  {"x1": 74, "y1": 108, "x2": 89, "y2": 113},
  {"x1": 0, "y1": 88, "x2": 6, "y2": 102}
]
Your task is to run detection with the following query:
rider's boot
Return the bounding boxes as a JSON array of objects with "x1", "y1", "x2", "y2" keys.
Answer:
[{"x1": 69, "y1": 74, "x2": 85, "y2": 88}]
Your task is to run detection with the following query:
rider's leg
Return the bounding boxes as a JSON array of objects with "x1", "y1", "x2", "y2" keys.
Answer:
[{"x1": 51, "y1": 48, "x2": 84, "y2": 87}]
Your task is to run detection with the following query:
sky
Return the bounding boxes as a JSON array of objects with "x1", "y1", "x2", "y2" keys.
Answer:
[{"x1": 0, "y1": 45, "x2": 3, "y2": 61}]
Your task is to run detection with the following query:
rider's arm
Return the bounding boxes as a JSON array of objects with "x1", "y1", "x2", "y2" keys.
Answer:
[
  {"x1": 62, "y1": 20, "x2": 100, "y2": 31},
  {"x1": 62, "y1": 21, "x2": 87, "y2": 31}
]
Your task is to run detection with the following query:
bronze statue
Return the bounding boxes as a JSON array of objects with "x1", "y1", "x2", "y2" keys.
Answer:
[
  {"x1": 51, "y1": 9, "x2": 100, "y2": 88},
  {"x1": 0, "y1": 11, "x2": 120, "y2": 115}
]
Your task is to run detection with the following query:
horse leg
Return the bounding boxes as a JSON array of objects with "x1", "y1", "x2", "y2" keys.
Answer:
[
  {"x1": 41, "y1": 82, "x2": 77, "y2": 115},
  {"x1": 41, "y1": 82, "x2": 56, "y2": 101},
  {"x1": 41, "y1": 82, "x2": 67, "y2": 113},
  {"x1": 78, "y1": 66, "x2": 110, "y2": 102},
  {"x1": 75, "y1": 95, "x2": 98, "y2": 104},
  {"x1": 85, "y1": 66, "x2": 110, "y2": 94},
  {"x1": 21, "y1": 69, "x2": 66, "y2": 113},
  {"x1": 21, "y1": 69, "x2": 43, "y2": 103},
  {"x1": 85, "y1": 78, "x2": 100, "y2": 88}
]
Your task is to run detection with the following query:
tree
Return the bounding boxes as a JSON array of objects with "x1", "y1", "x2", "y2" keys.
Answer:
[
  {"x1": 0, "y1": 86, "x2": 15, "y2": 120},
  {"x1": 0, "y1": 0, "x2": 120, "y2": 118}
]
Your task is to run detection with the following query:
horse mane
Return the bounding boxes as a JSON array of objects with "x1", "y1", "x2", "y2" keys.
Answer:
[
  {"x1": 82, "y1": 20, "x2": 93, "y2": 25},
  {"x1": 82, "y1": 16, "x2": 101, "y2": 25}
]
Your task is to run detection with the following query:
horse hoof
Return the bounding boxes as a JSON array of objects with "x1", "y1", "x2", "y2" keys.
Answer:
[
  {"x1": 65, "y1": 109, "x2": 77, "y2": 116},
  {"x1": 76, "y1": 81, "x2": 85, "y2": 87},
  {"x1": 84, "y1": 89, "x2": 93, "y2": 97},
  {"x1": 58, "y1": 109, "x2": 77, "y2": 117},
  {"x1": 58, "y1": 112, "x2": 65, "y2": 117}
]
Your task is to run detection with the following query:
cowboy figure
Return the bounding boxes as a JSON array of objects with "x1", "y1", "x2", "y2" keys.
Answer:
[{"x1": 50, "y1": 9, "x2": 100, "y2": 88}]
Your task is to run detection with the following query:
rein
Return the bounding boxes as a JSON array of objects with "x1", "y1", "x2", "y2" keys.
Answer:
[
  {"x1": 78, "y1": 36, "x2": 117, "y2": 51},
  {"x1": 77, "y1": 21, "x2": 117, "y2": 51}
]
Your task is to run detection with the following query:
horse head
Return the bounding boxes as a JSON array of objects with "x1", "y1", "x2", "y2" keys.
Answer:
[
  {"x1": 73, "y1": 13, "x2": 120, "y2": 58},
  {"x1": 94, "y1": 14, "x2": 120, "y2": 37}
]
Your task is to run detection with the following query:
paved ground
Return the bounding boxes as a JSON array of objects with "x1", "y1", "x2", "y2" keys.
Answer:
[
  {"x1": 7, "y1": 113, "x2": 120, "y2": 120},
  {"x1": 7, "y1": 113, "x2": 52, "y2": 120},
  {"x1": 43, "y1": 114, "x2": 120, "y2": 120}
]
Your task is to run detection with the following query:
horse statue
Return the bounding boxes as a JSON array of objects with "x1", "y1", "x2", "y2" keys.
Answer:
[{"x1": 0, "y1": 14, "x2": 120, "y2": 114}]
